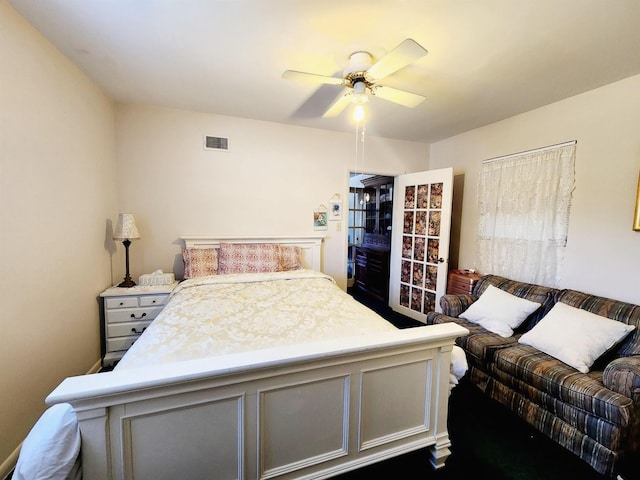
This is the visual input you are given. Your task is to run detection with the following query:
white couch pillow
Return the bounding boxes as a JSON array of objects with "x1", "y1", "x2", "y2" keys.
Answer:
[
  {"x1": 459, "y1": 284, "x2": 541, "y2": 337},
  {"x1": 518, "y1": 302, "x2": 635, "y2": 373}
]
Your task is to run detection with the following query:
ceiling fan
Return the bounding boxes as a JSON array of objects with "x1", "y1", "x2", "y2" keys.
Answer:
[{"x1": 282, "y1": 38, "x2": 428, "y2": 119}]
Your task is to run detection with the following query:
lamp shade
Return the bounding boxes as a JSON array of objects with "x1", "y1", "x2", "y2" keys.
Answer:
[{"x1": 113, "y1": 213, "x2": 140, "y2": 240}]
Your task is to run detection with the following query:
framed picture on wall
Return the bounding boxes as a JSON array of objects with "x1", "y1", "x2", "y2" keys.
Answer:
[
  {"x1": 634, "y1": 172, "x2": 640, "y2": 231},
  {"x1": 314, "y1": 206, "x2": 328, "y2": 230},
  {"x1": 329, "y1": 194, "x2": 342, "y2": 221}
]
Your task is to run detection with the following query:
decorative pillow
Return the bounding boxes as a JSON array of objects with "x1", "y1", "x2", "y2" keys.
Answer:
[
  {"x1": 553, "y1": 289, "x2": 640, "y2": 357},
  {"x1": 218, "y1": 243, "x2": 281, "y2": 274},
  {"x1": 459, "y1": 284, "x2": 541, "y2": 337},
  {"x1": 182, "y1": 248, "x2": 218, "y2": 279},
  {"x1": 519, "y1": 302, "x2": 636, "y2": 373},
  {"x1": 280, "y1": 245, "x2": 303, "y2": 271}
]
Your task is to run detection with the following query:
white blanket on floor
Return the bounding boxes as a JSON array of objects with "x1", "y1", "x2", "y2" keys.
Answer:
[{"x1": 450, "y1": 345, "x2": 468, "y2": 390}]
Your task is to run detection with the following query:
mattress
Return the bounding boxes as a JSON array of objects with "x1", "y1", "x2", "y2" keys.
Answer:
[{"x1": 116, "y1": 269, "x2": 396, "y2": 370}]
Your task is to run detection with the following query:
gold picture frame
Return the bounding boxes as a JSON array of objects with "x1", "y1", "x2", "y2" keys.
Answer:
[{"x1": 634, "y1": 172, "x2": 640, "y2": 231}]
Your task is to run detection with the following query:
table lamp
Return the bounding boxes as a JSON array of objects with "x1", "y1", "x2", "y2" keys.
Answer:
[{"x1": 113, "y1": 213, "x2": 140, "y2": 287}]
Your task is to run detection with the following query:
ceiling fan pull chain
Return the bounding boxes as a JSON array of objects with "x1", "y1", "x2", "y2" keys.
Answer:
[
  {"x1": 354, "y1": 121, "x2": 361, "y2": 174},
  {"x1": 361, "y1": 123, "x2": 366, "y2": 174}
]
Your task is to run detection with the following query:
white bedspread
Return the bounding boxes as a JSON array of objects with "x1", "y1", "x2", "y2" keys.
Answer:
[
  {"x1": 116, "y1": 269, "x2": 468, "y2": 385},
  {"x1": 116, "y1": 270, "x2": 396, "y2": 369}
]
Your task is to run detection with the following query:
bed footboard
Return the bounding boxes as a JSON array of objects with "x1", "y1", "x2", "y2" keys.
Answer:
[{"x1": 47, "y1": 323, "x2": 467, "y2": 479}]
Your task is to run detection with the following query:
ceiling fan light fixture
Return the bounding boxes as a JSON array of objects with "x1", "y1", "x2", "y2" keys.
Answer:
[
  {"x1": 351, "y1": 80, "x2": 369, "y2": 105},
  {"x1": 353, "y1": 104, "x2": 365, "y2": 122}
]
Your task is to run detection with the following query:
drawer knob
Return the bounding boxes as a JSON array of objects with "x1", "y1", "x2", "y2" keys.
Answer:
[
  {"x1": 131, "y1": 327, "x2": 147, "y2": 334},
  {"x1": 130, "y1": 312, "x2": 147, "y2": 320}
]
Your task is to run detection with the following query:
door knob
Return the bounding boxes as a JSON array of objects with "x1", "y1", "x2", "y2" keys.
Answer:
[{"x1": 438, "y1": 258, "x2": 445, "y2": 263}]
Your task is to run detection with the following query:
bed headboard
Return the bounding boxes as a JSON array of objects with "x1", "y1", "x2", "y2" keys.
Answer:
[{"x1": 180, "y1": 235, "x2": 325, "y2": 272}]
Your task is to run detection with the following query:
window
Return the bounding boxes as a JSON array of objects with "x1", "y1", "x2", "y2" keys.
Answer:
[
  {"x1": 476, "y1": 142, "x2": 576, "y2": 287},
  {"x1": 347, "y1": 186, "x2": 366, "y2": 282}
]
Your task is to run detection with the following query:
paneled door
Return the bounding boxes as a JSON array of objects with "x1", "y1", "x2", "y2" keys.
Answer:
[{"x1": 389, "y1": 168, "x2": 454, "y2": 322}]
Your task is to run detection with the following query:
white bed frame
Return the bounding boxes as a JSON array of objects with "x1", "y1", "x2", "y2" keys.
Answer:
[{"x1": 47, "y1": 236, "x2": 467, "y2": 480}]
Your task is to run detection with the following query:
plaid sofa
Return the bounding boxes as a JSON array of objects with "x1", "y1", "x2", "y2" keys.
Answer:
[{"x1": 426, "y1": 274, "x2": 640, "y2": 477}]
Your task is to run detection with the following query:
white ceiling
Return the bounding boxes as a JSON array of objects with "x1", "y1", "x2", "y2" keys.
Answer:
[{"x1": 9, "y1": 0, "x2": 640, "y2": 143}]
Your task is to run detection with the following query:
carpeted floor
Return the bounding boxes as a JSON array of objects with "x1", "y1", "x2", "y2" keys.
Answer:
[{"x1": 343, "y1": 289, "x2": 616, "y2": 480}]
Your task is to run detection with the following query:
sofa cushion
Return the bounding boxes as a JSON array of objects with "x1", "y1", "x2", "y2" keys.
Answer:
[
  {"x1": 460, "y1": 285, "x2": 541, "y2": 337},
  {"x1": 519, "y1": 302, "x2": 635, "y2": 373},
  {"x1": 426, "y1": 312, "x2": 519, "y2": 366},
  {"x1": 554, "y1": 289, "x2": 640, "y2": 358},
  {"x1": 464, "y1": 332, "x2": 521, "y2": 365},
  {"x1": 427, "y1": 312, "x2": 487, "y2": 350},
  {"x1": 492, "y1": 344, "x2": 634, "y2": 426},
  {"x1": 472, "y1": 275, "x2": 558, "y2": 331},
  {"x1": 440, "y1": 294, "x2": 476, "y2": 317}
]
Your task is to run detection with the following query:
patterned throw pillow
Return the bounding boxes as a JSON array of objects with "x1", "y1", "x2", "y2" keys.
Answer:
[
  {"x1": 218, "y1": 243, "x2": 281, "y2": 274},
  {"x1": 280, "y1": 245, "x2": 303, "y2": 271},
  {"x1": 182, "y1": 248, "x2": 218, "y2": 279}
]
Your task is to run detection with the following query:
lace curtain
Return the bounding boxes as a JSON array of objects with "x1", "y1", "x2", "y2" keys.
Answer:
[{"x1": 476, "y1": 143, "x2": 576, "y2": 287}]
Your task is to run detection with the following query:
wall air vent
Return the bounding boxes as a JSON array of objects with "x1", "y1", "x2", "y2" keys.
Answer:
[{"x1": 204, "y1": 135, "x2": 229, "y2": 151}]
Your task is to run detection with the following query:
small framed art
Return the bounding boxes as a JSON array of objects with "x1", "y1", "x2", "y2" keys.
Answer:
[
  {"x1": 634, "y1": 172, "x2": 640, "y2": 231},
  {"x1": 329, "y1": 194, "x2": 342, "y2": 221},
  {"x1": 314, "y1": 205, "x2": 328, "y2": 231}
]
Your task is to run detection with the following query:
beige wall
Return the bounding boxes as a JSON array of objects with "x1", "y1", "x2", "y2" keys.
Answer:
[
  {"x1": 430, "y1": 74, "x2": 640, "y2": 304},
  {"x1": 0, "y1": 2, "x2": 118, "y2": 464},
  {"x1": 114, "y1": 104, "x2": 429, "y2": 288}
]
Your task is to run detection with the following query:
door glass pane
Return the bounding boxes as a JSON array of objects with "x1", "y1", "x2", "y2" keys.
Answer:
[
  {"x1": 413, "y1": 238, "x2": 425, "y2": 261},
  {"x1": 430, "y1": 183, "x2": 443, "y2": 208},
  {"x1": 402, "y1": 236, "x2": 412, "y2": 259},
  {"x1": 426, "y1": 265, "x2": 438, "y2": 289},
  {"x1": 411, "y1": 288, "x2": 423, "y2": 312},
  {"x1": 424, "y1": 292, "x2": 436, "y2": 312},
  {"x1": 417, "y1": 184, "x2": 429, "y2": 208},
  {"x1": 415, "y1": 211, "x2": 426, "y2": 235},
  {"x1": 412, "y1": 263, "x2": 424, "y2": 286},
  {"x1": 400, "y1": 284, "x2": 410, "y2": 308},
  {"x1": 403, "y1": 212, "x2": 414, "y2": 234},
  {"x1": 404, "y1": 186, "x2": 415, "y2": 208},
  {"x1": 353, "y1": 227, "x2": 364, "y2": 245},
  {"x1": 427, "y1": 239, "x2": 439, "y2": 264},
  {"x1": 428, "y1": 211, "x2": 441, "y2": 236},
  {"x1": 401, "y1": 260, "x2": 411, "y2": 283}
]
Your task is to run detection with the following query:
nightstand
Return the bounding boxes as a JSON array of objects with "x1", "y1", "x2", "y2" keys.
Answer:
[
  {"x1": 447, "y1": 270, "x2": 481, "y2": 295},
  {"x1": 100, "y1": 281, "x2": 178, "y2": 367}
]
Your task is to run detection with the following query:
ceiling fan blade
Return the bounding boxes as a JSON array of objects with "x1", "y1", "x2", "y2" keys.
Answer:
[
  {"x1": 373, "y1": 85, "x2": 425, "y2": 108},
  {"x1": 282, "y1": 70, "x2": 345, "y2": 86},
  {"x1": 322, "y1": 90, "x2": 352, "y2": 118},
  {"x1": 366, "y1": 38, "x2": 428, "y2": 81}
]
